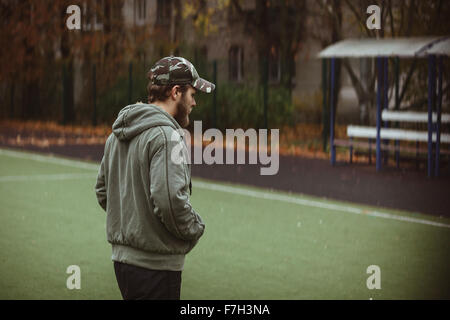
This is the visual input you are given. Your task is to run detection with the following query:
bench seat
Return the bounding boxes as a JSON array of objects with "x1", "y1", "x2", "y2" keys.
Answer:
[{"x1": 347, "y1": 125, "x2": 450, "y2": 144}]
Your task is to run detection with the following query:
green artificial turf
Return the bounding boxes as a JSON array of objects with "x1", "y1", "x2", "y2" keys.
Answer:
[{"x1": 0, "y1": 148, "x2": 449, "y2": 300}]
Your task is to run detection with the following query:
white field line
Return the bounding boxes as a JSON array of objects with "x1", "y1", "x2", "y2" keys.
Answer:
[
  {"x1": 1, "y1": 147, "x2": 449, "y2": 229},
  {"x1": 0, "y1": 148, "x2": 99, "y2": 171},
  {"x1": 194, "y1": 181, "x2": 450, "y2": 229},
  {"x1": 0, "y1": 172, "x2": 95, "y2": 182}
]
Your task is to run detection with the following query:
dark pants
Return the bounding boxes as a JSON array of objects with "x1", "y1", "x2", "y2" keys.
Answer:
[{"x1": 113, "y1": 261, "x2": 182, "y2": 300}]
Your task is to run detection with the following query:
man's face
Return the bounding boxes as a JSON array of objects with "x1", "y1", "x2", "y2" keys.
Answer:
[{"x1": 174, "y1": 86, "x2": 196, "y2": 128}]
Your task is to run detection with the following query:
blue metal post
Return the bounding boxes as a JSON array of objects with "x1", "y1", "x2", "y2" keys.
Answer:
[
  {"x1": 427, "y1": 55, "x2": 436, "y2": 178},
  {"x1": 330, "y1": 58, "x2": 336, "y2": 166},
  {"x1": 376, "y1": 57, "x2": 382, "y2": 172},
  {"x1": 394, "y1": 57, "x2": 400, "y2": 168},
  {"x1": 383, "y1": 57, "x2": 389, "y2": 165},
  {"x1": 435, "y1": 56, "x2": 443, "y2": 177},
  {"x1": 92, "y1": 64, "x2": 97, "y2": 126},
  {"x1": 322, "y1": 59, "x2": 329, "y2": 152}
]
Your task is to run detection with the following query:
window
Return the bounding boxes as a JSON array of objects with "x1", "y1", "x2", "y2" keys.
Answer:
[
  {"x1": 135, "y1": 0, "x2": 147, "y2": 25},
  {"x1": 156, "y1": 0, "x2": 172, "y2": 27},
  {"x1": 229, "y1": 46, "x2": 244, "y2": 82},
  {"x1": 83, "y1": 0, "x2": 104, "y2": 31}
]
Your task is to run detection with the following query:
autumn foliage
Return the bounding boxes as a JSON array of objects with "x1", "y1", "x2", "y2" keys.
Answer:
[{"x1": 0, "y1": 0, "x2": 131, "y2": 122}]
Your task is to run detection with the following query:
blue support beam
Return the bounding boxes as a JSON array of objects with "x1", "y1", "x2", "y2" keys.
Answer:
[
  {"x1": 330, "y1": 58, "x2": 336, "y2": 166},
  {"x1": 376, "y1": 57, "x2": 383, "y2": 172},
  {"x1": 383, "y1": 57, "x2": 389, "y2": 165},
  {"x1": 435, "y1": 56, "x2": 443, "y2": 177},
  {"x1": 322, "y1": 59, "x2": 329, "y2": 152},
  {"x1": 427, "y1": 55, "x2": 436, "y2": 178},
  {"x1": 394, "y1": 57, "x2": 400, "y2": 168}
]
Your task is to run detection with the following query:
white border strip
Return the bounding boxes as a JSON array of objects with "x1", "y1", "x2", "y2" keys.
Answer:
[
  {"x1": 0, "y1": 173, "x2": 95, "y2": 182},
  {"x1": 0, "y1": 148, "x2": 99, "y2": 171},
  {"x1": 1, "y1": 148, "x2": 449, "y2": 229}
]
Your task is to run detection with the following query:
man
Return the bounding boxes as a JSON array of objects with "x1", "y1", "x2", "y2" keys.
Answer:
[{"x1": 95, "y1": 56, "x2": 215, "y2": 300}]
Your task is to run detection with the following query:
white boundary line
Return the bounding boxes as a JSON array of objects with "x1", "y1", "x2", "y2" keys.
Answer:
[
  {"x1": 193, "y1": 181, "x2": 450, "y2": 229},
  {"x1": 1, "y1": 147, "x2": 449, "y2": 229},
  {"x1": 0, "y1": 173, "x2": 95, "y2": 182},
  {"x1": 0, "y1": 148, "x2": 99, "y2": 171}
]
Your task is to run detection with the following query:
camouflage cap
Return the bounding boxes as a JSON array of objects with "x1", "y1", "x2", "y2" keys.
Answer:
[{"x1": 150, "y1": 56, "x2": 215, "y2": 93}]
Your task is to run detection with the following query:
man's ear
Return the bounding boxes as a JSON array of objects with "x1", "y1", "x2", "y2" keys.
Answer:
[{"x1": 171, "y1": 85, "x2": 181, "y2": 100}]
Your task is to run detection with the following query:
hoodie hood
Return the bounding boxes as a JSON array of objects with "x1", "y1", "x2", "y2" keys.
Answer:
[{"x1": 112, "y1": 103, "x2": 182, "y2": 141}]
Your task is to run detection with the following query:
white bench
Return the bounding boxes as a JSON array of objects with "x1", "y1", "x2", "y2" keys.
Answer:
[
  {"x1": 346, "y1": 126, "x2": 450, "y2": 144},
  {"x1": 381, "y1": 110, "x2": 450, "y2": 123},
  {"x1": 334, "y1": 110, "x2": 450, "y2": 164}
]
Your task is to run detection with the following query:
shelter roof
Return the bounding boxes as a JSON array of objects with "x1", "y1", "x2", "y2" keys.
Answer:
[{"x1": 318, "y1": 36, "x2": 450, "y2": 58}]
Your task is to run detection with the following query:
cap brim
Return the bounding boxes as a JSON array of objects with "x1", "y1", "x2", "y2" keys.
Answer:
[{"x1": 193, "y1": 78, "x2": 215, "y2": 93}]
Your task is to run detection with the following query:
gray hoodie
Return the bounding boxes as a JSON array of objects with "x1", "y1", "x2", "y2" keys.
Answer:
[{"x1": 95, "y1": 103, "x2": 205, "y2": 271}]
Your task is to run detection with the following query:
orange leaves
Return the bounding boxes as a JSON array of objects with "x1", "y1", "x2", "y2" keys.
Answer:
[{"x1": 0, "y1": 120, "x2": 111, "y2": 147}]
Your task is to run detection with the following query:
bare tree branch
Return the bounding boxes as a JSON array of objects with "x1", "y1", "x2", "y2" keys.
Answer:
[
  {"x1": 398, "y1": 59, "x2": 417, "y2": 107},
  {"x1": 387, "y1": 0, "x2": 395, "y2": 37},
  {"x1": 344, "y1": 0, "x2": 368, "y2": 37},
  {"x1": 342, "y1": 58, "x2": 364, "y2": 99},
  {"x1": 405, "y1": 0, "x2": 415, "y2": 36}
]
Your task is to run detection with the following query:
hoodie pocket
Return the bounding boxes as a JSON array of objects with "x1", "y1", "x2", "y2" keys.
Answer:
[{"x1": 180, "y1": 140, "x2": 191, "y2": 191}]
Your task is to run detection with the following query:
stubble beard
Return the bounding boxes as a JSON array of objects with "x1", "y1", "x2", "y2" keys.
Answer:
[{"x1": 174, "y1": 95, "x2": 190, "y2": 128}]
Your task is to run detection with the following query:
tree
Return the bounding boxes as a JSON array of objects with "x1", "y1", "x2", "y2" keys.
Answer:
[
  {"x1": 309, "y1": 0, "x2": 344, "y2": 124},
  {"x1": 232, "y1": 0, "x2": 308, "y2": 93},
  {"x1": 0, "y1": 0, "x2": 130, "y2": 123}
]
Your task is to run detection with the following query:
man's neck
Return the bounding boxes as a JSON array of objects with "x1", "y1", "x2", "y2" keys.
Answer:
[{"x1": 152, "y1": 101, "x2": 175, "y2": 117}]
